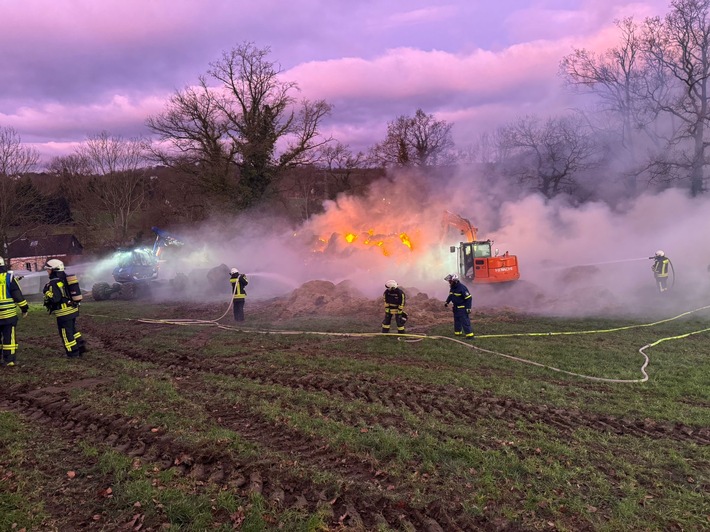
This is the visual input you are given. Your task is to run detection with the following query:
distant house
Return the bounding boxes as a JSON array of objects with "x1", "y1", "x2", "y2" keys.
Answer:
[{"x1": 6, "y1": 234, "x2": 84, "y2": 272}]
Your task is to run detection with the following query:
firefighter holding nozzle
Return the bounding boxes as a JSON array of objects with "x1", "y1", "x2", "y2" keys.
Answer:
[
  {"x1": 381, "y1": 280, "x2": 407, "y2": 334},
  {"x1": 229, "y1": 268, "x2": 248, "y2": 321},
  {"x1": 650, "y1": 250, "x2": 671, "y2": 293}
]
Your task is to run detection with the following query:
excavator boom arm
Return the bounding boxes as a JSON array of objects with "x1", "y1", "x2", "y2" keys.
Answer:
[{"x1": 442, "y1": 210, "x2": 478, "y2": 242}]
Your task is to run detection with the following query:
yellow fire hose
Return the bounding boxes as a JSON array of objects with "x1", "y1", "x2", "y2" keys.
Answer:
[{"x1": 87, "y1": 285, "x2": 710, "y2": 384}]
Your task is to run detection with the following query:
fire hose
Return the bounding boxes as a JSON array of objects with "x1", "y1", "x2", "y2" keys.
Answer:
[{"x1": 91, "y1": 286, "x2": 710, "y2": 384}]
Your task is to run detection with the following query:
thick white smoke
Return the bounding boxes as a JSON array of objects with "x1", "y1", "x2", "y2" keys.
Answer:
[{"x1": 79, "y1": 169, "x2": 710, "y2": 318}]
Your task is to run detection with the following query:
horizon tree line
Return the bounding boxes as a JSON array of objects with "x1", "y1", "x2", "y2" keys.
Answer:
[{"x1": 2, "y1": 0, "x2": 710, "y2": 253}]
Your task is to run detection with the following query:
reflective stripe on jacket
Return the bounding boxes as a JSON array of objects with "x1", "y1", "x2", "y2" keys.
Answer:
[
  {"x1": 44, "y1": 276, "x2": 78, "y2": 317},
  {"x1": 0, "y1": 272, "x2": 28, "y2": 320},
  {"x1": 652, "y1": 258, "x2": 670, "y2": 278},
  {"x1": 383, "y1": 287, "x2": 405, "y2": 311},
  {"x1": 230, "y1": 274, "x2": 248, "y2": 299},
  {"x1": 445, "y1": 281, "x2": 472, "y2": 310}
]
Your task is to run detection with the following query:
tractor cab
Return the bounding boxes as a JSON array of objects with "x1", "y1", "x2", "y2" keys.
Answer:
[{"x1": 112, "y1": 248, "x2": 159, "y2": 283}]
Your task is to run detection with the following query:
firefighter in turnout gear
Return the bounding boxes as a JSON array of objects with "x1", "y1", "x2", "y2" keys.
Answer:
[
  {"x1": 43, "y1": 259, "x2": 86, "y2": 358},
  {"x1": 444, "y1": 273, "x2": 474, "y2": 338},
  {"x1": 650, "y1": 250, "x2": 671, "y2": 293},
  {"x1": 229, "y1": 268, "x2": 248, "y2": 321},
  {"x1": 0, "y1": 257, "x2": 29, "y2": 366},
  {"x1": 381, "y1": 280, "x2": 407, "y2": 333}
]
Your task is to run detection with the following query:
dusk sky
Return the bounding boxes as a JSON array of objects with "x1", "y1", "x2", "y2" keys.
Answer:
[{"x1": 2, "y1": 0, "x2": 669, "y2": 165}]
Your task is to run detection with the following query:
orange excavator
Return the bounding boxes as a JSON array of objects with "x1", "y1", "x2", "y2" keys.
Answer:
[{"x1": 442, "y1": 211, "x2": 520, "y2": 284}]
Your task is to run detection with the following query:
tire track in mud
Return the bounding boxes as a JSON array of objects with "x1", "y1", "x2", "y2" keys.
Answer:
[
  {"x1": 86, "y1": 319, "x2": 709, "y2": 446},
  {"x1": 46, "y1": 318, "x2": 705, "y2": 529},
  {"x1": 0, "y1": 383, "x2": 490, "y2": 531}
]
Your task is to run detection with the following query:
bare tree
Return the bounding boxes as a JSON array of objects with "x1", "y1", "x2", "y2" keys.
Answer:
[
  {"x1": 642, "y1": 0, "x2": 710, "y2": 196},
  {"x1": 499, "y1": 115, "x2": 599, "y2": 198},
  {"x1": 370, "y1": 109, "x2": 455, "y2": 167},
  {"x1": 560, "y1": 17, "x2": 657, "y2": 195},
  {"x1": 0, "y1": 127, "x2": 39, "y2": 177},
  {"x1": 147, "y1": 42, "x2": 332, "y2": 210},
  {"x1": 146, "y1": 82, "x2": 235, "y2": 202},
  {"x1": 77, "y1": 131, "x2": 150, "y2": 242},
  {"x1": 0, "y1": 127, "x2": 41, "y2": 259},
  {"x1": 317, "y1": 142, "x2": 366, "y2": 197}
]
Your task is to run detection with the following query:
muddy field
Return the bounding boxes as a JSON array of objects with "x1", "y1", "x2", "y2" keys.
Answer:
[{"x1": 1, "y1": 280, "x2": 708, "y2": 531}]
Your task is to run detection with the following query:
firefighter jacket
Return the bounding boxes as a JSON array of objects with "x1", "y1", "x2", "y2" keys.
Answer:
[
  {"x1": 230, "y1": 273, "x2": 248, "y2": 299},
  {"x1": 0, "y1": 270, "x2": 29, "y2": 320},
  {"x1": 445, "y1": 281, "x2": 472, "y2": 311},
  {"x1": 383, "y1": 287, "x2": 406, "y2": 312},
  {"x1": 43, "y1": 272, "x2": 79, "y2": 317},
  {"x1": 652, "y1": 257, "x2": 670, "y2": 278}
]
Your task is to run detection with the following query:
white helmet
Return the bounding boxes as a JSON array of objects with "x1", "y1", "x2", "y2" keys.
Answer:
[
  {"x1": 44, "y1": 259, "x2": 65, "y2": 272},
  {"x1": 655, "y1": 250, "x2": 665, "y2": 258},
  {"x1": 230, "y1": 268, "x2": 239, "y2": 275},
  {"x1": 385, "y1": 279, "x2": 398, "y2": 289},
  {"x1": 444, "y1": 273, "x2": 459, "y2": 282}
]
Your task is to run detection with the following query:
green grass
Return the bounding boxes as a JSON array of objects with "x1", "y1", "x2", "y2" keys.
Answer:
[{"x1": 1, "y1": 300, "x2": 708, "y2": 530}]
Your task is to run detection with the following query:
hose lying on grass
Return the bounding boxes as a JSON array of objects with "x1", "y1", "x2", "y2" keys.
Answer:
[{"x1": 89, "y1": 298, "x2": 710, "y2": 384}]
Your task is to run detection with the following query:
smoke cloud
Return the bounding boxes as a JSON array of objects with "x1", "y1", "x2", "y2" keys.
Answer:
[{"x1": 81, "y1": 169, "x2": 710, "y2": 318}]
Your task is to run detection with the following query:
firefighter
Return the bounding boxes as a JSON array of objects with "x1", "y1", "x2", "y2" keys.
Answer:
[
  {"x1": 229, "y1": 268, "x2": 248, "y2": 321},
  {"x1": 650, "y1": 250, "x2": 671, "y2": 293},
  {"x1": 43, "y1": 259, "x2": 86, "y2": 358},
  {"x1": 444, "y1": 273, "x2": 474, "y2": 338},
  {"x1": 0, "y1": 257, "x2": 29, "y2": 367},
  {"x1": 381, "y1": 279, "x2": 406, "y2": 333}
]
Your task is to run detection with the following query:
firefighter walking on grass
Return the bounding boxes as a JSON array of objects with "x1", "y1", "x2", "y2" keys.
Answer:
[
  {"x1": 444, "y1": 273, "x2": 474, "y2": 338},
  {"x1": 0, "y1": 257, "x2": 29, "y2": 367},
  {"x1": 43, "y1": 259, "x2": 86, "y2": 358},
  {"x1": 381, "y1": 279, "x2": 407, "y2": 334}
]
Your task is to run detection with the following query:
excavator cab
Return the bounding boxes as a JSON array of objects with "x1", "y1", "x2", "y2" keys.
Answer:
[
  {"x1": 456, "y1": 240, "x2": 520, "y2": 283},
  {"x1": 442, "y1": 210, "x2": 520, "y2": 284}
]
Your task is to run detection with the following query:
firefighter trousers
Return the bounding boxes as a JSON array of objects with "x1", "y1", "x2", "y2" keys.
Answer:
[
  {"x1": 55, "y1": 315, "x2": 84, "y2": 357},
  {"x1": 452, "y1": 308, "x2": 473, "y2": 336},
  {"x1": 382, "y1": 310, "x2": 406, "y2": 333},
  {"x1": 0, "y1": 317, "x2": 19, "y2": 365},
  {"x1": 233, "y1": 298, "x2": 245, "y2": 322}
]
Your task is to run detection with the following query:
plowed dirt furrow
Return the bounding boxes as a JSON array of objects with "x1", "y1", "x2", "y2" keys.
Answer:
[
  {"x1": 1, "y1": 379, "x2": 493, "y2": 530},
  {"x1": 207, "y1": 403, "x2": 388, "y2": 487}
]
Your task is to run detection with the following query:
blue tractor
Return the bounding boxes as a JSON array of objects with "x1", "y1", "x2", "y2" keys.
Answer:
[{"x1": 91, "y1": 227, "x2": 185, "y2": 300}]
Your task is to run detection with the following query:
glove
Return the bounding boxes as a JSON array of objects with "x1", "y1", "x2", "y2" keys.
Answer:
[
  {"x1": 466, "y1": 309, "x2": 471, "y2": 314},
  {"x1": 444, "y1": 303, "x2": 449, "y2": 308},
  {"x1": 21, "y1": 308, "x2": 28, "y2": 318}
]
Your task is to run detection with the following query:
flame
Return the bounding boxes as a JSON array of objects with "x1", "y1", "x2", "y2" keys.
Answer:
[
  {"x1": 399, "y1": 233, "x2": 413, "y2": 250},
  {"x1": 303, "y1": 217, "x2": 426, "y2": 260}
]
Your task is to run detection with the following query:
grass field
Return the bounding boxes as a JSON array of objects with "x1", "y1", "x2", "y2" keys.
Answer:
[{"x1": 0, "y1": 297, "x2": 708, "y2": 531}]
